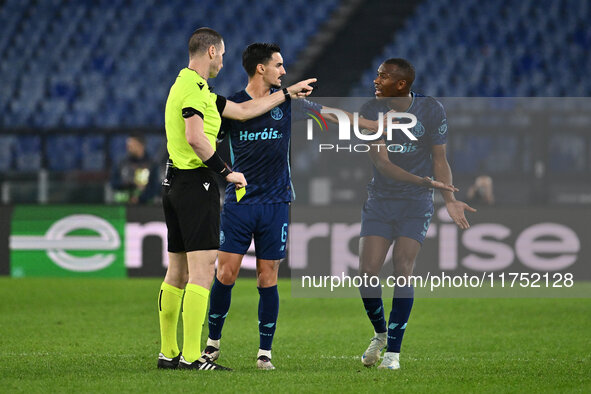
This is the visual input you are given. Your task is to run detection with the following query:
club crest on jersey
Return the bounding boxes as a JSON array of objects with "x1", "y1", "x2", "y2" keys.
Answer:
[
  {"x1": 438, "y1": 119, "x2": 448, "y2": 135},
  {"x1": 411, "y1": 120, "x2": 425, "y2": 138},
  {"x1": 270, "y1": 107, "x2": 283, "y2": 120}
]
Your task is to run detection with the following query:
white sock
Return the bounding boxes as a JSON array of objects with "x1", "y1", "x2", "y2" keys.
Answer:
[
  {"x1": 376, "y1": 331, "x2": 387, "y2": 340},
  {"x1": 383, "y1": 351, "x2": 400, "y2": 360},
  {"x1": 257, "y1": 349, "x2": 272, "y2": 359},
  {"x1": 207, "y1": 338, "x2": 220, "y2": 348}
]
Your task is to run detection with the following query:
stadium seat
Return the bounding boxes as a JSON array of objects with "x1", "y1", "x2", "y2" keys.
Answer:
[
  {"x1": 1, "y1": 0, "x2": 340, "y2": 170},
  {"x1": 348, "y1": 0, "x2": 590, "y2": 175},
  {"x1": 350, "y1": 0, "x2": 591, "y2": 98}
]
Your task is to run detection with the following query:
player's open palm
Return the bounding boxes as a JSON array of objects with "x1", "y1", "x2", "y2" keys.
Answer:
[
  {"x1": 226, "y1": 172, "x2": 247, "y2": 188},
  {"x1": 445, "y1": 200, "x2": 476, "y2": 230}
]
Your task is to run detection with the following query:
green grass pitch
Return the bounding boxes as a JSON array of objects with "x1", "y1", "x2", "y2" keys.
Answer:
[{"x1": 0, "y1": 278, "x2": 589, "y2": 393}]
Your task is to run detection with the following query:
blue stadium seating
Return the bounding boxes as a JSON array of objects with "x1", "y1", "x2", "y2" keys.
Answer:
[
  {"x1": 0, "y1": 0, "x2": 340, "y2": 128},
  {"x1": 0, "y1": 0, "x2": 340, "y2": 171},
  {"x1": 350, "y1": 0, "x2": 591, "y2": 97},
  {"x1": 14, "y1": 136, "x2": 41, "y2": 171},
  {"x1": 349, "y1": 0, "x2": 590, "y2": 175},
  {"x1": 2, "y1": 0, "x2": 588, "y2": 175}
]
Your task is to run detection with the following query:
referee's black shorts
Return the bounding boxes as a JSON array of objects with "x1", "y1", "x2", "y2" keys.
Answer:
[{"x1": 162, "y1": 167, "x2": 220, "y2": 252}]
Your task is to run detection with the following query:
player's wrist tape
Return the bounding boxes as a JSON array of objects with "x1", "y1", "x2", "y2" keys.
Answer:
[
  {"x1": 204, "y1": 152, "x2": 232, "y2": 177},
  {"x1": 282, "y1": 88, "x2": 291, "y2": 101}
]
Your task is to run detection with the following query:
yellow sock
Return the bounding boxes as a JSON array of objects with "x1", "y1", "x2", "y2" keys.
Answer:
[
  {"x1": 182, "y1": 283, "x2": 210, "y2": 363},
  {"x1": 158, "y1": 282, "x2": 184, "y2": 358}
]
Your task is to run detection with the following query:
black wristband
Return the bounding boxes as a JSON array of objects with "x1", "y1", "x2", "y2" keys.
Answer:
[
  {"x1": 282, "y1": 87, "x2": 291, "y2": 101},
  {"x1": 203, "y1": 152, "x2": 232, "y2": 177}
]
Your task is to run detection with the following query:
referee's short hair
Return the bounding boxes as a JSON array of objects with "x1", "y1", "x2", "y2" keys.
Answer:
[
  {"x1": 242, "y1": 43, "x2": 281, "y2": 77},
  {"x1": 383, "y1": 58, "x2": 415, "y2": 87},
  {"x1": 189, "y1": 27, "x2": 223, "y2": 57}
]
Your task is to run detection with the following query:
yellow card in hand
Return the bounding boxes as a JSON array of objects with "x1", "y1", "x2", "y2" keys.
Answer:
[{"x1": 236, "y1": 187, "x2": 246, "y2": 202}]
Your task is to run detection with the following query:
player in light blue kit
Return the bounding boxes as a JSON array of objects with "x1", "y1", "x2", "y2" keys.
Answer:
[
  {"x1": 203, "y1": 43, "x2": 321, "y2": 370},
  {"x1": 358, "y1": 58, "x2": 476, "y2": 370}
]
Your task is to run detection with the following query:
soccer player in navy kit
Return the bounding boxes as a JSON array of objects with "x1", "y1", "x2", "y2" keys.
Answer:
[
  {"x1": 203, "y1": 43, "x2": 322, "y2": 370},
  {"x1": 358, "y1": 58, "x2": 476, "y2": 370}
]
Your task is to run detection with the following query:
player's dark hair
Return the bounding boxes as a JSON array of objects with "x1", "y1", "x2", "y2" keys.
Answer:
[
  {"x1": 242, "y1": 43, "x2": 281, "y2": 77},
  {"x1": 188, "y1": 27, "x2": 223, "y2": 57},
  {"x1": 384, "y1": 58, "x2": 415, "y2": 87}
]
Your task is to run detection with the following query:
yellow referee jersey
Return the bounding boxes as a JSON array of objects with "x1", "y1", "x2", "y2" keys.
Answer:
[{"x1": 164, "y1": 68, "x2": 225, "y2": 169}]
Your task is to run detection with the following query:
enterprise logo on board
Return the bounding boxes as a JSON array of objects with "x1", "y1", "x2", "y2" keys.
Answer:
[{"x1": 10, "y1": 214, "x2": 120, "y2": 272}]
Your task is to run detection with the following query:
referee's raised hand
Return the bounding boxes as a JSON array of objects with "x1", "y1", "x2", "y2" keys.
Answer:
[
  {"x1": 287, "y1": 78, "x2": 317, "y2": 98},
  {"x1": 226, "y1": 171, "x2": 247, "y2": 188}
]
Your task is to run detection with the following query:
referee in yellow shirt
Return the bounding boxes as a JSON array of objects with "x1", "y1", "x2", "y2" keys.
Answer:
[{"x1": 157, "y1": 27, "x2": 315, "y2": 371}]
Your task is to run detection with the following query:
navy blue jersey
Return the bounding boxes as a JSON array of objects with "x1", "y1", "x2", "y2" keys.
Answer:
[
  {"x1": 219, "y1": 90, "x2": 321, "y2": 204},
  {"x1": 360, "y1": 93, "x2": 448, "y2": 200}
]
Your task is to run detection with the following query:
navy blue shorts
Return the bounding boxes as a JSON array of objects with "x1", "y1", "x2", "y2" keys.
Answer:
[
  {"x1": 360, "y1": 198, "x2": 433, "y2": 244},
  {"x1": 219, "y1": 202, "x2": 289, "y2": 260}
]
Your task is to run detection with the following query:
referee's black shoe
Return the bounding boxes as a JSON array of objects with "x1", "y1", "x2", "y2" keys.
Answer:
[
  {"x1": 178, "y1": 355, "x2": 232, "y2": 371},
  {"x1": 158, "y1": 352, "x2": 181, "y2": 369}
]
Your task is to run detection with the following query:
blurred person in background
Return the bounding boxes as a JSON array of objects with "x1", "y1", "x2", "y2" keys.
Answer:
[
  {"x1": 466, "y1": 175, "x2": 495, "y2": 205},
  {"x1": 110, "y1": 134, "x2": 160, "y2": 204}
]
